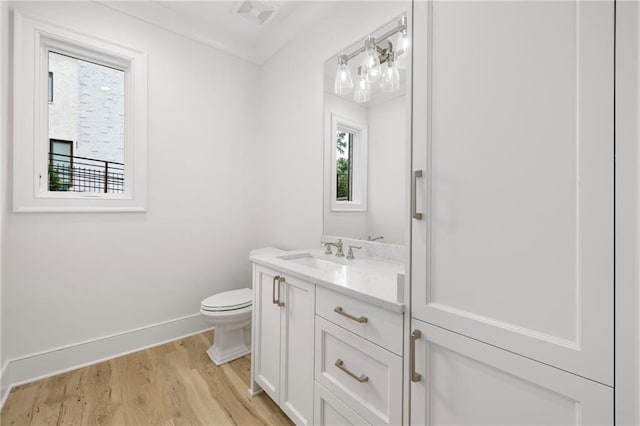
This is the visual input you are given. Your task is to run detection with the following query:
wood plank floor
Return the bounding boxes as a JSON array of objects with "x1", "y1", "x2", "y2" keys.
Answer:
[{"x1": 1, "y1": 332, "x2": 293, "y2": 426}]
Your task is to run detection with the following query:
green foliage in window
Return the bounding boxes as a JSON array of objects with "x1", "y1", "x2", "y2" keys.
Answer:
[
  {"x1": 48, "y1": 165, "x2": 70, "y2": 191},
  {"x1": 336, "y1": 157, "x2": 350, "y2": 200}
]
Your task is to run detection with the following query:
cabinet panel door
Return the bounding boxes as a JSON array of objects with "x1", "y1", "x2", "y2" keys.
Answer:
[
  {"x1": 253, "y1": 265, "x2": 281, "y2": 402},
  {"x1": 315, "y1": 317, "x2": 403, "y2": 425},
  {"x1": 410, "y1": 319, "x2": 613, "y2": 425},
  {"x1": 411, "y1": 0, "x2": 614, "y2": 385},
  {"x1": 280, "y1": 274, "x2": 315, "y2": 425},
  {"x1": 314, "y1": 382, "x2": 370, "y2": 426}
]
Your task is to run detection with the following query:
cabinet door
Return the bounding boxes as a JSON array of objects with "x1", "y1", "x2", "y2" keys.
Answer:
[
  {"x1": 252, "y1": 265, "x2": 281, "y2": 402},
  {"x1": 410, "y1": 319, "x2": 613, "y2": 425},
  {"x1": 279, "y1": 274, "x2": 315, "y2": 425},
  {"x1": 411, "y1": 0, "x2": 614, "y2": 385},
  {"x1": 314, "y1": 382, "x2": 370, "y2": 426}
]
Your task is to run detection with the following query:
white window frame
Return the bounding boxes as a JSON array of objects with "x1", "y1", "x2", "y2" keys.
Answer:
[
  {"x1": 329, "y1": 113, "x2": 368, "y2": 212},
  {"x1": 13, "y1": 12, "x2": 148, "y2": 212}
]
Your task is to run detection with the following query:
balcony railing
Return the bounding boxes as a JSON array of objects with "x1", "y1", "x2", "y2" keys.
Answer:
[{"x1": 48, "y1": 152, "x2": 124, "y2": 193}]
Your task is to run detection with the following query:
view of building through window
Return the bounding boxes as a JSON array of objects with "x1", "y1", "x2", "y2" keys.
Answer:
[
  {"x1": 336, "y1": 130, "x2": 354, "y2": 201},
  {"x1": 48, "y1": 51, "x2": 125, "y2": 193}
]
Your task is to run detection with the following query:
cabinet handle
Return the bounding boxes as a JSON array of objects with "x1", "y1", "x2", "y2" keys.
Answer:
[
  {"x1": 272, "y1": 276, "x2": 280, "y2": 305},
  {"x1": 410, "y1": 329, "x2": 422, "y2": 382},
  {"x1": 335, "y1": 359, "x2": 369, "y2": 383},
  {"x1": 276, "y1": 277, "x2": 285, "y2": 307},
  {"x1": 334, "y1": 306, "x2": 368, "y2": 323},
  {"x1": 412, "y1": 170, "x2": 423, "y2": 220}
]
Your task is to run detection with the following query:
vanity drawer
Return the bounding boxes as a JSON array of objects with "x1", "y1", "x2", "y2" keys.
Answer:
[
  {"x1": 316, "y1": 286, "x2": 403, "y2": 355},
  {"x1": 315, "y1": 317, "x2": 402, "y2": 425},
  {"x1": 314, "y1": 381, "x2": 370, "y2": 426}
]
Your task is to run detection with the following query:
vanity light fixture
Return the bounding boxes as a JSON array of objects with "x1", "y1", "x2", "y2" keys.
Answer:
[
  {"x1": 334, "y1": 54, "x2": 354, "y2": 95},
  {"x1": 353, "y1": 67, "x2": 371, "y2": 103},
  {"x1": 380, "y1": 52, "x2": 400, "y2": 93},
  {"x1": 396, "y1": 15, "x2": 410, "y2": 69},
  {"x1": 398, "y1": 16, "x2": 409, "y2": 51},
  {"x1": 361, "y1": 36, "x2": 381, "y2": 83},
  {"x1": 333, "y1": 15, "x2": 408, "y2": 101}
]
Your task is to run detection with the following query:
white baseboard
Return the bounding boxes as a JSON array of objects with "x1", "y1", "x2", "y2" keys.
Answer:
[
  {"x1": 0, "y1": 361, "x2": 10, "y2": 410},
  {"x1": 0, "y1": 313, "x2": 213, "y2": 409}
]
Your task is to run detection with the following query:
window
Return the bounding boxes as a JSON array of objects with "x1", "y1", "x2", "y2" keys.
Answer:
[
  {"x1": 49, "y1": 139, "x2": 73, "y2": 189},
  {"x1": 13, "y1": 12, "x2": 148, "y2": 212},
  {"x1": 47, "y1": 51, "x2": 125, "y2": 194},
  {"x1": 336, "y1": 131, "x2": 354, "y2": 201},
  {"x1": 329, "y1": 113, "x2": 368, "y2": 212}
]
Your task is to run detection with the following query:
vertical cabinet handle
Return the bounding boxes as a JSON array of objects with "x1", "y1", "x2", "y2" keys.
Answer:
[
  {"x1": 272, "y1": 276, "x2": 280, "y2": 305},
  {"x1": 277, "y1": 277, "x2": 285, "y2": 307},
  {"x1": 412, "y1": 170, "x2": 423, "y2": 220},
  {"x1": 410, "y1": 329, "x2": 422, "y2": 382}
]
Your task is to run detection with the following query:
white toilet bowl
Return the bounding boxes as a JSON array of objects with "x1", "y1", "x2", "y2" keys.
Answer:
[{"x1": 200, "y1": 288, "x2": 252, "y2": 366}]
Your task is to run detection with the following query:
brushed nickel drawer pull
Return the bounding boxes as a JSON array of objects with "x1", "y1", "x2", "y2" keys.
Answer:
[
  {"x1": 272, "y1": 276, "x2": 280, "y2": 305},
  {"x1": 410, "y1": 329, "x2": 422, "y2": 382},
  {"x1": 334, "y1": 306, "x2": 368, "y2": 323},
  {"x1": 276, "y1": 276, "x2": 285, "y2": 307},
  {"x1": 335, "y1": 359, "x2": 369, "y2": 383}
]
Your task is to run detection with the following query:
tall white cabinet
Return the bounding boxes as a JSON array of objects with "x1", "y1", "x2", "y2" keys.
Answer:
[{"x1": 410, "y1": 0, "x2": 615, "y2": 423}]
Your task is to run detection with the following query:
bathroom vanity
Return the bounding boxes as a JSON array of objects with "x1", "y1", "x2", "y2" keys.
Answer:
[{"x1": 249, "y1": 245, "x2": 405, "y2": 425}]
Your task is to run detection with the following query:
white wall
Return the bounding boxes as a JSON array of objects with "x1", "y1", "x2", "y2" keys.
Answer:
[
  {"x1": 2, "y1": 1, "x2": 262, "y2": 386},
  {"x1": 367, "y1": 95, "x2": 406, "y2": 244},
  {"x1": 323, "y1": 93, "x2": 368, "y2": 240},
  {"x1": 48, "y1": 54, "x2": 79, "y2": 144},
  {"x1": 259, "y1": 1, "x2": 410, "y2": 249},
  {"x1": 0, "y1": 0, "x2": 6, "y2": 404},
  {"x1": 323, "y1": 93, "x2": 407, "y2": 244},
  {"x1": 615, "y1": 1, "x2": 640, "y2": 423}
]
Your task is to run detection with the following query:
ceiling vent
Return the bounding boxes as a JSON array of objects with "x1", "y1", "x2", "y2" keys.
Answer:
[{"x1": 233, "y1": 1, "x2": 278, "y2": 26}]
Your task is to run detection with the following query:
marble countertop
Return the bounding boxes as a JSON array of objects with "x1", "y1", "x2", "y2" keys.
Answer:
[{"x1": 250, "y1": 249, "x2": 405, "y2": 313}]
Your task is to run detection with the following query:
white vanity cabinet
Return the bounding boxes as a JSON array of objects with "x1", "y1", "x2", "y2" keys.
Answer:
[
  {"x1": 314, "y1": 287, "x2": 404, "y2": 426},
  {"x1": 410, "y1": 0, "x2": 615, "y2": 423},
  {"x1": 252, "y1": 264, "x2": 315, "y2": 425},
  {"x1": 251, "y1": 251, "x2": 405, "y2": 426}
]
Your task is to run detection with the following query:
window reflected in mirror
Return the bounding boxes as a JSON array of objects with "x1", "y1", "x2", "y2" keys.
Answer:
[{"x1": 336, "y1": 130, "x2": 354, "y2": 202}]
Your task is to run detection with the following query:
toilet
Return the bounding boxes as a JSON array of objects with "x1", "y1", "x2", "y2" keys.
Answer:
[{"x1": 200, "y1": 287, "x2": 252, "y2": 366}]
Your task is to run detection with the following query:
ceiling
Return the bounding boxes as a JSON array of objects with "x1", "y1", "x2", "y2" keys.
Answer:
[{"x1": 99, "y1": 1, "x2": 336, "y2": 65}]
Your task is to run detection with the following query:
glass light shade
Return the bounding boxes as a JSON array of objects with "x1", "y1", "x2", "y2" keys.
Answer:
[
  {"x1": 353, "y1": 75, "x2": 371, "y2": 103},
  {"x1": 380, "y1": 58, "x2": 400, "y2": 93},
  {"x1": 334, "y1": 55, "x2": 353, "y2": 95},
  {"x1": 400, "y1": 30, "x2": 410, "y2": 51},
  {"x1": 361, "y1": 38, "x2": 381, "y2": 83},
  {"x1": 396, "y1": 18, "x2": 410, "y2": 69}
]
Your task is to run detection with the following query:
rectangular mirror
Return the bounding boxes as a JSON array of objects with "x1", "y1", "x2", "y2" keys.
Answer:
[{"x1": 323, "y1": 13, "x2": 410, "y2": 245}]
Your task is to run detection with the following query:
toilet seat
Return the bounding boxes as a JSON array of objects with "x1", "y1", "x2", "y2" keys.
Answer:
[{"x1": 201, "y1": 288, "x2": 252, "y2": 312}]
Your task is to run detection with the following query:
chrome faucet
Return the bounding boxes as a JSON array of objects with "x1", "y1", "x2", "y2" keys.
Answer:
[
  {"x1": 368, "y1": 235, "x2": 384, "y2": 241},
  {"x1": 322, "y1": 239, "x2": 344, "y2": 257},
  {"x1": 346, "y1": 245, "x2": 362, "y2": 260}
]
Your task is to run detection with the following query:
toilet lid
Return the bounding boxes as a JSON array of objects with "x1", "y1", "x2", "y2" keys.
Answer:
[{"x1": 201, "y1": 288, "x2": 252, "y2": 311}]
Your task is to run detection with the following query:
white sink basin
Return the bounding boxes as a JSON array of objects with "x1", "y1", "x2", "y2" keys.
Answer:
[{"x1": 279, "y1": 253, "x2": 348, "y2": 273}]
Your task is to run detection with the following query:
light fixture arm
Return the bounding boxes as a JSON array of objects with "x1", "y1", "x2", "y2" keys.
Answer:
[{"x1": 343, "y1": 15, "x2": 407, "y2": 62}]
